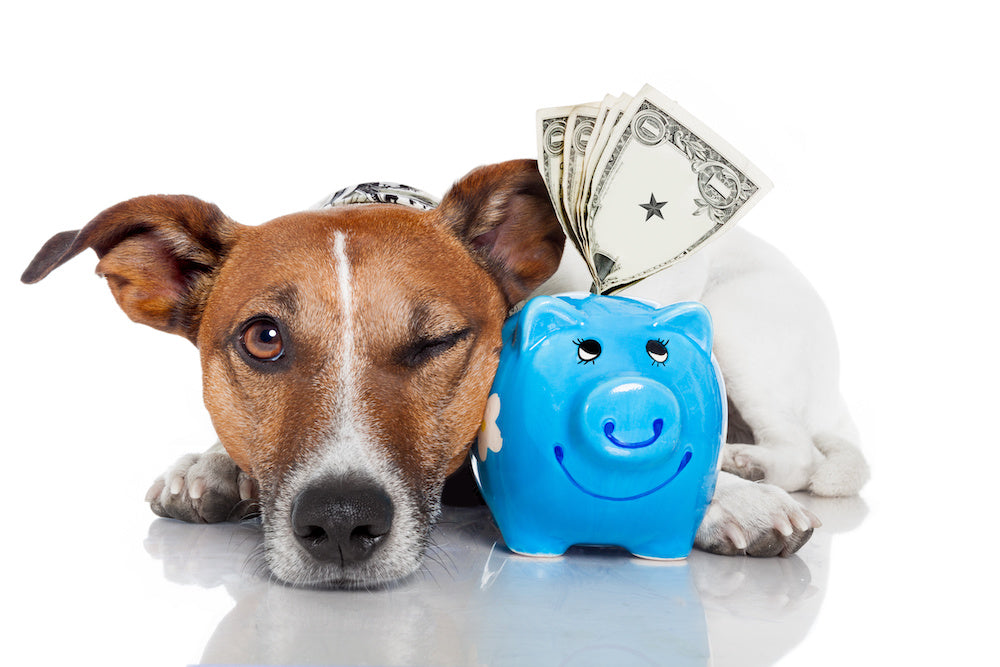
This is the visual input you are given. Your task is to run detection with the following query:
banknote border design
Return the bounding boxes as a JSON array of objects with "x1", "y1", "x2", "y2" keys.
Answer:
[
  {"x1": 564, "y1": 113, "x2": 596, "y2": 230},
  {"x1": 543, "y1": 118, "x2": 567, "y2": 156},
  {"x1": 539, "y1": 117, "x2": 568, "y2": 221},
  {"x1": 591, "y1": 100, "x2": 761, "y2": 224},
  {"x1": 589, "y1": 99, "x2": 765, "y2": 293}
]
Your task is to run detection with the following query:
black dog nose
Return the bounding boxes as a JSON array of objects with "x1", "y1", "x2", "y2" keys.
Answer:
[{"x1": 290, "y1": 476, "x2": 394, "y2": 565}]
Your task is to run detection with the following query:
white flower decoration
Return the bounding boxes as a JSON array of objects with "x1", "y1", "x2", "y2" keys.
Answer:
[{"x1": 477, "y1": 393, "x2": 503, "y2": 461}]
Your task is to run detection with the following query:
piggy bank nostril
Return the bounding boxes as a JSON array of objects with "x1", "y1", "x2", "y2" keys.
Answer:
[{"x1": 603, "y1": 422, "x2": 615, "y2": 438}]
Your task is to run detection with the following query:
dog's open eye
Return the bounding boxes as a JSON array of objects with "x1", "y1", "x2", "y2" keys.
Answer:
[
  {"x1": 241, "y1": 318, "x2": 285, "y2": 361},
  {"x1": 646, "y1": 339, "x2": 668, "y2": 365},
  {"x1": 575, "y1": 338, "x2": 602, "y2": 364}
]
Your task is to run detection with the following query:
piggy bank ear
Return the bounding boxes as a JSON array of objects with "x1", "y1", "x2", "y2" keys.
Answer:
[
  {"x1": 654, "y1": 301, "x2": 714, "y2": 353},
  {"x1": 516, "y1": 296, "x2": 583, "y2": 352}
]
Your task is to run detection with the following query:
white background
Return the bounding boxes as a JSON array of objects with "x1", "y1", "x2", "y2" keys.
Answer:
[{"x1": 3, "y1": 1, "x2": 997, "y2": 664}]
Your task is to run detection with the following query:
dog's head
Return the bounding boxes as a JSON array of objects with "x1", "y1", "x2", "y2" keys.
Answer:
[{"x1": 23, "y1": 159, "x2": 564, "y2": 587}]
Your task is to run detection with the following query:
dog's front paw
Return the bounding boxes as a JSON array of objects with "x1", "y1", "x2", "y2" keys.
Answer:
[
  {"x1": 145, "y1": 447, "x2": 258, "y2": 523},
  {"x1": 695, "y1": 474, "x2": 820, "y2": 557}
]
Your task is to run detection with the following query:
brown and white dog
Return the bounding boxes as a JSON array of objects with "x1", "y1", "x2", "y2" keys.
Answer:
[{"x1": 22, "y1": 159, "x2": 868, "y2": 588}]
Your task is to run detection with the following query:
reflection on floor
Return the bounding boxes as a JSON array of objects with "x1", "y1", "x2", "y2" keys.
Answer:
[{"x1": 143, "y1": 495, "x2": 867, "y2": 666}]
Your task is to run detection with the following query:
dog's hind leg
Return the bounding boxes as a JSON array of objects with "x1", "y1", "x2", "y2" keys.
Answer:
[
  {"x1": 712, "y1": 317, "x2": 832, "y2": 493},
  {"x1": 697, "y1": 231, "x2": 869, "y2": 497},
  {"x1": 721, "y1": 392, "x2": 869, "y2": 497},
  {"x1": 721, "y1": 416, "x2": 824, "y2": 494},
  {"x1": 807, "y1": 408, "x2": 869, "y2": 496},
  {"x1": 146, "y1": 442, "x2": 259, "y2": 523}
]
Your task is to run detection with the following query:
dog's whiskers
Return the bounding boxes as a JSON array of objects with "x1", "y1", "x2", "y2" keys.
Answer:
[
  {"x1": 416, "y1": 536, "x2": 459, "y2": 586},
  {"x1": 241, "y1": 540, "x2": 271, "y2": 582}
]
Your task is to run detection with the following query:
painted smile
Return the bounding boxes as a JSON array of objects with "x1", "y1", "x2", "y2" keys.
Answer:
[
  {"x1": 553, "y1": 446, "x2": 692, "y2": 501},
  {"x1": 603, "y1": 418, "x2": 664, "y2": 449}
]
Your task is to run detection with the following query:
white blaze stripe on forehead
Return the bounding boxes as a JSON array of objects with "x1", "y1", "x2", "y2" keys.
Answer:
[{"x1": 333, "y1": 230, "x2": 355, "y2": 405}]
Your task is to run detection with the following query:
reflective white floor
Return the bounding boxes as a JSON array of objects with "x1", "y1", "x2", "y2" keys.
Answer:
[
  {"x1": 7, "y1": 427, "x2": 992, "y2": 667},
  {"x1": 129, "y1": 495, "x2": 863, "y2": 666}
]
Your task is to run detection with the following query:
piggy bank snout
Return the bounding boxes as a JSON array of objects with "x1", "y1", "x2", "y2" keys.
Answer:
[{"x1": 578, "y1": 377, "x2": 683, "y2": 460}]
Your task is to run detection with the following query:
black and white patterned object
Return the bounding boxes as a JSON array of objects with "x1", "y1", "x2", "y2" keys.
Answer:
[{"x1": 313, "y1": 182, "x2": 439, "y2": 211}]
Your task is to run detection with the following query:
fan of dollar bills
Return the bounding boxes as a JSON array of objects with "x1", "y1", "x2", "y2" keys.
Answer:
[{"x1": 537, "y1": 84, "x2": 773, "y2": 294}]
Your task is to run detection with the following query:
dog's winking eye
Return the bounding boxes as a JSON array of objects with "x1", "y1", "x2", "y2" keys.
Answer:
[
  {"x1": 401, "y1": 328, "x2": 472, "y2": 367},
  {"x1": 242, "y1": 319, "x2": 284, "y2": 361}
]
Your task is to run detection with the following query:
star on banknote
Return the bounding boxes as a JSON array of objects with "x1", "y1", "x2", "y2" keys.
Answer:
[{"x1": 640, "y1": 194, "x2": 667, "y2": 221}]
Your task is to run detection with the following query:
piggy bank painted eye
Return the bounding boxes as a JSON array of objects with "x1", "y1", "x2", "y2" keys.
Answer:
[
  {"x1": 646, "y1": 339, "x2": 668, "y2": 365},
  {"x1": 575, "y1": 338, "x2": 602, "y2": 364}
]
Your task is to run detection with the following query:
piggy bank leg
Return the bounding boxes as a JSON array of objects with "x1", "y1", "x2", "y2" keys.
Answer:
[
  {"x1": 501, "y1": 535, "x2": 570, "y2": 558},
  {"x1": 486, "y1": 500, "x2": 572, "y2": 557},
  {"x1": 629, "y1": 539, "x2": 692, "y2": 561},
  {"x1": 623, "y1": 510, "x2": 699, "y2": 561}
]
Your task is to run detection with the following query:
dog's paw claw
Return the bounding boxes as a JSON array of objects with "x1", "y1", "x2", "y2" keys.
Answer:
[
  {"x1": 238, "y1": 474, "x2": 257, "y2": 501},
  {"x1": 187, "y1": 476, "x2": 207, "y2": 500},
  {"x1": 147, "y1": 449, "x2": 258, "y2": 524},
  {"x1": 773, "y1": 514, "x2": 794, "y2": 537},
  {"x1": 798, "y1": 508, "x2": 822, "y2": 531},
  {"x1": 145, "y1": 478, "x2": 166, "y2": 504}
]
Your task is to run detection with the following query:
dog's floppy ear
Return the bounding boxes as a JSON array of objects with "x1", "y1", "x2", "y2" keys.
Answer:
[
  {"x1": 21, "y1": 195, "x2": 241, "y2": 343},
  {"x1": 437, "y1": 159, "x2": 566, "y2": 306}
]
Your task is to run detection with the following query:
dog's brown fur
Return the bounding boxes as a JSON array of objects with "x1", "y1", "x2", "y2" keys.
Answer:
[{"x1": 23, "y1": 160, "x2": 565, "y2": 586}]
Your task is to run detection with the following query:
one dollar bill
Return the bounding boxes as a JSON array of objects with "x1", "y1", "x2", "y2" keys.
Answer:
[{"x1": 537, "y1": 84, "x2": 772, "y2": 293}]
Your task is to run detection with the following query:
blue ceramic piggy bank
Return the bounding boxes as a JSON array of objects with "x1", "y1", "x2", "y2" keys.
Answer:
[{"x1": 472, "y1": 294, "x2": 726, "y2": 559}]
